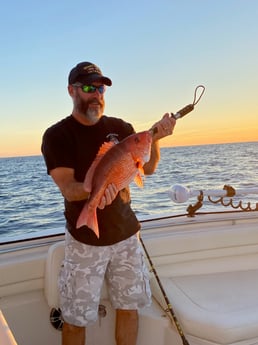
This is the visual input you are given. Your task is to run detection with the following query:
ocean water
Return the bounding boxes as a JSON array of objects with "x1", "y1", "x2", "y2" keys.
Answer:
[{"x1": 1, "y1": 142, "x2": 258, "y2": 241}]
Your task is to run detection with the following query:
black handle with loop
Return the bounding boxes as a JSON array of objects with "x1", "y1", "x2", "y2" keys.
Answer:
[{"x1": 171, "y1": 85, "x2": 205, "y2": 120}]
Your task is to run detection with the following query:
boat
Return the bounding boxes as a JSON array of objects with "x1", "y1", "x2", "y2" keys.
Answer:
[{"x1": 1, "y1": 185, "x2": 258, "y2": 345}]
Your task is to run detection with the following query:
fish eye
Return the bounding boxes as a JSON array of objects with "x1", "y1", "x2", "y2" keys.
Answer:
[{"x1": 134, "y1": 137, "x2": 140, "y2": 144}]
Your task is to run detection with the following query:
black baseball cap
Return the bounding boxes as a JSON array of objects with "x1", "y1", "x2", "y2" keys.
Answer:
[{"x1": 68, "y1": 62, "x2": 112, "y2": 86}]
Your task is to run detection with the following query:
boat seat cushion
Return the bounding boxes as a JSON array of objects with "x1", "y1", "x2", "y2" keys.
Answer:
[
  {"x1": 44, "y1": 241, "x2": 65, "y2": 308},
  {"x1": 44, "y1": 241, "x2": 109, "y2": 308},
  {"x1": 151, "y1": 270, "x2": 258, "y2": 344}
]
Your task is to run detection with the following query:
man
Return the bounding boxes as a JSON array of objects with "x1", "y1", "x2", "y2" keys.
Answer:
[{"x1": 41, "y1": 61, "x2": 176, "y2": 345}]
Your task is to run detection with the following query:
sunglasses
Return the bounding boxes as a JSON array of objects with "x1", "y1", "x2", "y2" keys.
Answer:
[{"x1": 73, "y1": 83, "x2": 105, "y2": 94}]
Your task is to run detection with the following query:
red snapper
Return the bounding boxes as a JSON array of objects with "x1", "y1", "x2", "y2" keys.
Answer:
[{"x1": 76, "y1": 130, "x2": 152, "y2": 238}]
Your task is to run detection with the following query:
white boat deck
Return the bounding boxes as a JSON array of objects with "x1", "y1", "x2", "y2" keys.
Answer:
[{"x1": 1, "y1": 211, "x2": 258, "y2": 345}]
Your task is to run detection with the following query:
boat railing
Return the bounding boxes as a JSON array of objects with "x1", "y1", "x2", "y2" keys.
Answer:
[{"x1": 169, "y1": 184, "x2": 258, "y2": 216}]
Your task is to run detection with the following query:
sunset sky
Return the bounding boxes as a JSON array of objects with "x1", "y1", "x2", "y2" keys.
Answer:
[{"x1": 1, "y1": 0, "x2": 257, "y2": 157}]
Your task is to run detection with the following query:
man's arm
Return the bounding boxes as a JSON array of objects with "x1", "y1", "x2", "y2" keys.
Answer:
[
  {"x1": 144, "y1": 113, "x2": 176, "y2": 175},
  {"x1": 50, "y1": 167, "x2": 118, "y2": 207},
  {"x1": 143, "y1": 141, "x2": 160, "y2": 175},
  {"x1": 50, "y1": 167, "x2": 89, "y2": 202}
]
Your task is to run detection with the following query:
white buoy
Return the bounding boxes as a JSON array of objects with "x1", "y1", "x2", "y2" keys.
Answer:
[{"x1": 168, "y1": 184, "x2": 190, "y2": 203}]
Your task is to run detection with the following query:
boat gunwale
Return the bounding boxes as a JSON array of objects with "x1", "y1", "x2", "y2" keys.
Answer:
[{"x1": 1, "y1": 210, "x2": 258, "y2": 254}]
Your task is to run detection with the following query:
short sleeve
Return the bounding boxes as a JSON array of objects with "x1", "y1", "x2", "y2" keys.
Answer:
[{"x1": 41, "y1": 126, "x2": 74, "y2": 174}]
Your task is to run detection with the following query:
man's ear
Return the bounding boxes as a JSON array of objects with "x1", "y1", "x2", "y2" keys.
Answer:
[{"x1": 68, "y1": 84, "x2": 74, "y2": 97}]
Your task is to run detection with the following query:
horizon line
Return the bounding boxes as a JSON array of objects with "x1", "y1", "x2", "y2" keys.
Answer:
[{"x1": 1, "y1": 140, "x2": 257, "y2": 159}]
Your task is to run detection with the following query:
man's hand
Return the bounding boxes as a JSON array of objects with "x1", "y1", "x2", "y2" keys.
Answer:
[
  {"x1": 98, "y1": 183, "x2": 118, "y2": 209},
  {"x1": 150, "y1": 113, "x2": 176, "y2": 142}
]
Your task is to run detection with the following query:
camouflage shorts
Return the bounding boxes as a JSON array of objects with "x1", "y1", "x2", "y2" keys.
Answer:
[{"x1": 58, "y1": 231, "x2": 151, "y2": 327}]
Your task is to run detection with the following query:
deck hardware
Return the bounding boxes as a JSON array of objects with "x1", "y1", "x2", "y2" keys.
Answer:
[
  {"x1": 187, "y1": 191, "x2": 204, "y2": 217},
  {"x1": 98, "y1": 304, "x2": 107, "y2": 327},
  {"x1": 207, "y1": 185, "x2": 258, "y2": 212},
  {"x1": 169, "y1": 184, "x2": 258, "y2": 214},
  {"x1": 223, "y1": 185, "x2": 236, "y2": 197},
  {"x1": 208, "y1": 196, "x2": 258, "y2": 212},
  {"x1": 50, "y1": 307, "x2": 64, "y2": 331}
]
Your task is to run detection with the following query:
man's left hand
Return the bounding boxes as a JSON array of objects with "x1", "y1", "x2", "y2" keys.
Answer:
[{"x1": 98, "y1": 183, "x2": 118, "y2": 209}]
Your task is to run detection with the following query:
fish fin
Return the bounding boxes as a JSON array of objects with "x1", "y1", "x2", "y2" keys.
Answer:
[
  {"x1": 134, "y1": 161, "x2": 145, "y2": 187},
  {"x1": 83, "y1": 141, "x2": 115, "y2": 192},
  {"x1": 76, "y1": 202, "x2": 100, "y2": 238},
  {"x1": 134, "y1": 173, "x2": 144, "y2": 187},
  {"x1": 98, "y1": 141, "x2": 115, "y2": 155}
]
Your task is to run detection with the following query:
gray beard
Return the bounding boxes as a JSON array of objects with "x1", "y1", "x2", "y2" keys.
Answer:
[
  {"x1": 84, "y1": 108, "x2": 101, "y2": 124},
  {"x1": 76, "y1": 96, "x2": 104, "y2": 124}
]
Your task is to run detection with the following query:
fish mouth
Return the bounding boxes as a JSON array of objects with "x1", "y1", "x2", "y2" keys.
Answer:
[
  {"x1": 147, "y1": 132, "x2": 153, "y2": 144},
  {"x1": 143, "y1": 151, "x2": 151, "y2": 163}
]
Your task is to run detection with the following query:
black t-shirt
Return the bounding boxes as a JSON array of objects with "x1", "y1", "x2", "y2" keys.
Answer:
[{"x1": 41, "y1": 115, "x2": 141, "y2": 246}]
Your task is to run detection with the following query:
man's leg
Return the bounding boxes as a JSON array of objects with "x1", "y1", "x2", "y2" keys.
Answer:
[
  {"x1": 62, "y1": 321, "x2": 85, "y2": 345},
  {"x1": 60, "y1": 232, "x2": 110, "y2": 345},
  {"x1": 115, "y1": 309, "x2": 138, "y2": 345}
]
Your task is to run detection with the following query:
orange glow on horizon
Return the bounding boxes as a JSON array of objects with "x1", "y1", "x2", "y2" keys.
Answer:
[
  {"x1": 1, "y1": 130, "x2": 257, "y2": 158},
  {"x1": 1, "y1": 114, "x2": 257, "y2": 158},
  {"x1": 161, "y1": 130, "x2": 258, "y2": 148}
]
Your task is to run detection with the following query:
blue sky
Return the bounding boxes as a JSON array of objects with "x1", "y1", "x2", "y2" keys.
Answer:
[{"x1": 1, "y1": 0, "x2": 258, "y2": 157}]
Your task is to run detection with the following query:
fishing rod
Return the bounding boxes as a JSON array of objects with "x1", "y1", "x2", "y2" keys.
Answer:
[
  {"x1": 169, "y1": 184, "x2": 258, "y2": 203},
  {"x1": 139, "y1": 236, "x2": 190, "y2": 345},
  {"x1": 140, "y1": 87, "x2": 206, "y2": 343}
]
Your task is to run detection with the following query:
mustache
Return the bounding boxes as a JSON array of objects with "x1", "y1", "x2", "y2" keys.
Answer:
[{"x1": 89, "y1": 98, "x2": 103, "y2": 106}]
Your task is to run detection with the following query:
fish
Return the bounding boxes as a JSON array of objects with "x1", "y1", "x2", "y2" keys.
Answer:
[{"x1": 76, "y1": 130, "x2": 153, "y2": 238}]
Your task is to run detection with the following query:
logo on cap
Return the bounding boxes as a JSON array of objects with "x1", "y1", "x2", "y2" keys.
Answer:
[{"x1": 83, "y1": 64, "x2": 102, "y2": 75}]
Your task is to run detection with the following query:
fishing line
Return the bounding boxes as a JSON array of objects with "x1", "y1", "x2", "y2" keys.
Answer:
[{"x1": 139, "y1": 236, "x2": 190, "y2": 345}]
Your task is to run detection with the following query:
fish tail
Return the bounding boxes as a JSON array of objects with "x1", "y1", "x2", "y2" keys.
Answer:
[{"x1": 76, "y1": 203, "x2": 100, "y2": 238}]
